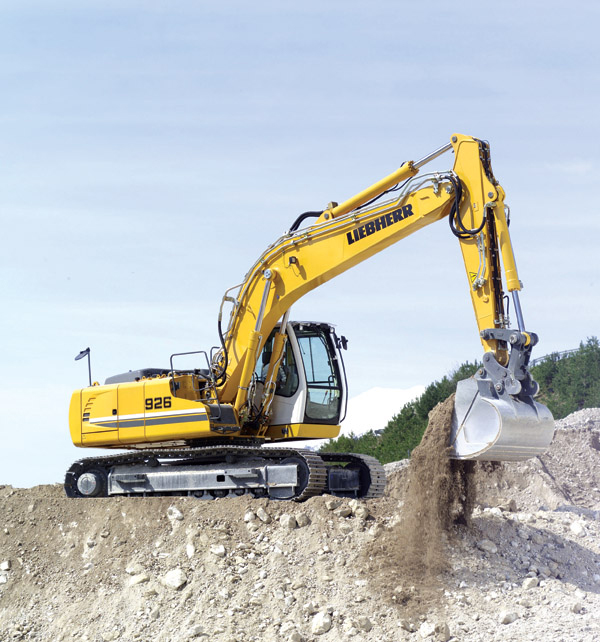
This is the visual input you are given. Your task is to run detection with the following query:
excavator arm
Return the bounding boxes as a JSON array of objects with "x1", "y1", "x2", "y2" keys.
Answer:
[{"x1": 215, "y1": 134, "x2": 554, "y2": 460}]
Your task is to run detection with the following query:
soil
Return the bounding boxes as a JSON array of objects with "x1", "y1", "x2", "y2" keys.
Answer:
[{"x1": 1, "y1": 407, "x2": 600, "y2": 641}]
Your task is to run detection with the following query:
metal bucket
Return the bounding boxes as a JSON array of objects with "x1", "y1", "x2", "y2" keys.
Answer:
[{"x1": 450, "y1": 377, "x2": 555, "y2": 461}]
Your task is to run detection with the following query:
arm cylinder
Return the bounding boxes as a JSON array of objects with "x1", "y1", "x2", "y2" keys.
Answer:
[{"x1": 329, "y1": 162, "x2": 418, "y2": 218}]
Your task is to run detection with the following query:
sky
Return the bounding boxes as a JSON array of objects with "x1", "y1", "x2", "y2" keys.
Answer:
[{"x1": 1, "y1": 1, "x2": 599, "y2": 487}]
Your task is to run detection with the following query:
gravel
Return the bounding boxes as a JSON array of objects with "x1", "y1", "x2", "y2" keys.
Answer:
[{"x1": 0, "y1": 408, "x2": 599, "y2": 641}]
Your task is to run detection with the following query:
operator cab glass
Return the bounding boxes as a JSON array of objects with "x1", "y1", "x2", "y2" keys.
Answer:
[
  {"x1": 295, "y1": 324, "x2": 343, "y2": 424},
  {"x1": 254, "y1": 331, "x2": 299, "y2": 398},
  {"x1": 255, "y1": 322, "x2": 344, "y2": 426}
]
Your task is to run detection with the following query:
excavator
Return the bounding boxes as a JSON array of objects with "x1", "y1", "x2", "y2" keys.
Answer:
[{"x1": 66, "y1": 133, "x2": 554, "y2": 500}]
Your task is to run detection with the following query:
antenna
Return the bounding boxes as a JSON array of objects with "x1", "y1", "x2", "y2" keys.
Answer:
[{"x1": 75, "y1": 347, "x2": 92, "y2": 386}]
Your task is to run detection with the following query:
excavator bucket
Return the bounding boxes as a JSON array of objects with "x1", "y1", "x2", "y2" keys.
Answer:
[{"x1": 450, "y1": 376, "x2": 555, "y2": 462}]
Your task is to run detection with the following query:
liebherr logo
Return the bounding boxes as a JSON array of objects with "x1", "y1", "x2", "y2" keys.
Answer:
[{"x1": 346, "y1": 204, "x2": 414, "y2": 245}]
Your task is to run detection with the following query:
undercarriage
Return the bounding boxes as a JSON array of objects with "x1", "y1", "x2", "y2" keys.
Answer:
[{"x1": 64, "y1": 445, "x2": 386, "y2": 501}]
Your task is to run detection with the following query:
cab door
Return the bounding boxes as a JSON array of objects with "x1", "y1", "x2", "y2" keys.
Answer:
[
  {"x1": 256, "y1": 322, "x2": 345, "y2": 429},
  {"x1": 294, "y1": 323, "x2": 344, "y2": 425}
]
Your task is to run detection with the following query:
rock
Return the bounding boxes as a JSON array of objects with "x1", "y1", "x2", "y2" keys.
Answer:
[
  {"x1": 244, "y1": 510, "x2": 256, "y2": 523},
  {"x1": 531, "y1": 532, "x2": 545, "y2": 545},
  {"x1": 256, "y1": 507, "x2": 272, "y2": 524},
  {"x1": 128, "y1": 573, "x2": 150, "y2": 587},
  {"x1": 571, "y1": 602, "x2": 584, "y2": 614},
  {"x1": 187, "y1": 624, "x2": 208, "y2": 638},
  {"x1": 162, "y1": 568, "x2": 187, "y2": 590},
  {"x1": 186, "y1": 543, "x2": 195, "y2": 559},
  {"x1": 296, "y1": 513, "x2": 310, "y2": 528},
  {"x1": 334, "y1": 506, "x2": 352, "y2": 518},
  {"x1": 325, "y1": 499, "x2": 342, "y2": 511},
  {"x1": 303, "y1": 601, "x2": 319, "y2": 615},
  {"x1": 311, "y1": 612, "x2": 332, "y2": 635},
  {"x1": 357, "y1": 616, "x2": 372, "y2": 632},
  {"x1": 499, "y1": 611, "x2": 518, "y2": 625},
  {"x1": 570, "y1": 521, "x2": 585, "y2": 536},
  {"x1": 280, "y1": 514, "x2": 297, "y2": 529},
  {"x1": 418, "y1": 621, "x2": 450, "y2": 641},
  {"x1": 399, "y1": 619, "x2": 416, "y2": 632},
  {"x1": 280, "y1": 622, "x2": 296, "y2": 636},
  {"x1": 418, "y1": 621, "x2": 436, "y2": 638},
  {"x1": 477, "y1": 539, "x2": 498, "y2": 554},
  {"x1": 499, "y1": 499, "x2": 518, "y2": 512},
  {"x1": 435, "y1": 622, "x2": 451, "y2": 641},
  {"x1": 0, "y1": 574, "x2": 7, "y2": 585},
  {"x1": 125, "y1": 562, "x2": 144, "y2": 576},
  {"x1": 354, "y1": 506, "x2": 369, "y2": 519},
  {"x1": 167, "y1": 505, "x2": 184, "y2": 522},
  {"x1": 522, "y1": 577, "x2": 539, "y2": 590},
  {"x1": 210, "y1": 544, "x2": 226, "y2": 558},
  {"x1": 288, "y1": 632, "x2": 302, "y2": 642},
  {"x1": 0, "y1": 560, "x2": 11, "y2": 571}
]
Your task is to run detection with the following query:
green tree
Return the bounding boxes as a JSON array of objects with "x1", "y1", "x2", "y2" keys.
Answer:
[{"x1": 532, "y1": 337, "x2": 600, "y2": 418}]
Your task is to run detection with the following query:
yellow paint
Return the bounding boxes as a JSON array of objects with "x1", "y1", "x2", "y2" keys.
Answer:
[{"x1": 263, "y1": 423, "x2": 341, "y2": 440}]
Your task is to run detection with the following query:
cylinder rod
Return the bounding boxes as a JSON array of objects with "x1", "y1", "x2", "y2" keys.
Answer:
[
  {"x1": 413, "y1": 142, "x2": 452, "y2": 169},
  {"x1": 512, "y1": 290, "x2": 525, "y2": 332}
]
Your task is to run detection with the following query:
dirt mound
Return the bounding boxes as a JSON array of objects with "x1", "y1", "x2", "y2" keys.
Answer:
[
  {"x1": 1, "y1": 408, "x2": 600, "y2": 641},
  {"x1": 472, "y1": 408, "x2": 600, "y2": 513}
]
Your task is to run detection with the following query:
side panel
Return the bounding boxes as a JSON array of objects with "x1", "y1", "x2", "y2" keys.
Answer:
[
  {"x1": 263, "y1": 423, "x2": 340, "y2": 440},
  {"x1": 68, "y1": 391, "x2": 83, "y2": 447},
  {"x1": 143, "y1": 378, "x2": 214, "y2": 441},
  {"x1": 117, "y1": 382, "x2": 146, "y2": 444},
  {"x1": 80, "y1": 386, "x2": 119, "y2": 446}
]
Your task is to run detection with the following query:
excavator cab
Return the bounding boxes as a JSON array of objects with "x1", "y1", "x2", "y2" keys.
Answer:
[{"x1": 253, "y1": 322, "x2": 347, "y2": 433}]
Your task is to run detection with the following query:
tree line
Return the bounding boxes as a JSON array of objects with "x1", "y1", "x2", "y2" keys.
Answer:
[{"x1": 319, "y1": 337, "x2": 600, "y2": 464}]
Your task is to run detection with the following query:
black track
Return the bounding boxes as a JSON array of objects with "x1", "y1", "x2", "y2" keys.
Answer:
[{"x1": 64, "y1": 446, "x2": 386, "y2": 501}]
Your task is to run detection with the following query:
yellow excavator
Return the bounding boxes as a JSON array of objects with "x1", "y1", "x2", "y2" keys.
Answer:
[{"x1": 66, "y1": 133, "x2": 554, "y2": 500}]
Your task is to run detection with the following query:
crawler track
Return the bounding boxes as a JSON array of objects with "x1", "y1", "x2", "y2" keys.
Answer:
[{"x1": 65, "y1": 446, "x2": 385, "y2": 501}]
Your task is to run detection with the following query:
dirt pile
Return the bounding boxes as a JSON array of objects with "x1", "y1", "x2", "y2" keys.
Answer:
[{"x1": 1, "y1": 408, "x2": 600, "y2": 641}]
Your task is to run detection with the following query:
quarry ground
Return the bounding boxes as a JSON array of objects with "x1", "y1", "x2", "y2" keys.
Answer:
[{"x1": 1, "y1": 408, "x2": 600, "y2": 642}]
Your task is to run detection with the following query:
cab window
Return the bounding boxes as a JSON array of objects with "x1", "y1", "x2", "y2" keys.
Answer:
[
  {"x1": 254, "y1": 330, "x2": 299, "y2": 398},
  {"x1": 296, "y1": 326, "x2": 342, "y2": 423}
]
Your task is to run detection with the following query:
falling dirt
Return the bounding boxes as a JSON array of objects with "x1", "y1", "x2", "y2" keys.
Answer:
[{"x1": 365, "y1": 394, "x2": 476, "y2": 617}]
